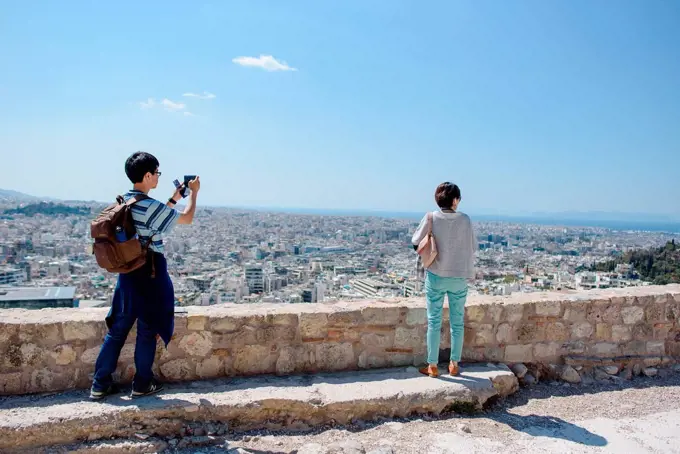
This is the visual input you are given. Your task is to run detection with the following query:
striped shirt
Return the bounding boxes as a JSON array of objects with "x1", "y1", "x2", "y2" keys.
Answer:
[{"x1": 124, "y1": 190, "x2": 179, "y2": 254}]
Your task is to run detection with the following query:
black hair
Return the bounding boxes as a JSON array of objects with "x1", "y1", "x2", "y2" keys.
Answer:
[
  {"x1": 434, "y1": 182, "x2": 461, "y2": 209},
  {"x1": 125, "y1": 151, "x2": 159, "y2": 184}
]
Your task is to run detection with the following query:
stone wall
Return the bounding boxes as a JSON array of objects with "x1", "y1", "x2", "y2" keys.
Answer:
[{"x1": 1, "y1": 284, "x2": 679, "y2": 395}]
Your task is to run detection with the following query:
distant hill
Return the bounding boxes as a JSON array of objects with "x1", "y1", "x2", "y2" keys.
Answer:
[
  {"x1": 0, "y1": 188, "x2": 48, "y2": 203},
  {"x1": 4, "y1": 201, "x2": 91, "y2": 217}
]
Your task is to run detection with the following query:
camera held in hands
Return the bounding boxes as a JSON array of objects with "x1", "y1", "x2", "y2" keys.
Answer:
[{"x1": 173, "y1": 175, "x2": 196, "y2": 198}]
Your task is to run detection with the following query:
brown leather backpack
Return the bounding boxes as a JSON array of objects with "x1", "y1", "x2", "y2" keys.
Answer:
[{"x1": 90, "y1": 194, "x2": 150, "y2": 274}]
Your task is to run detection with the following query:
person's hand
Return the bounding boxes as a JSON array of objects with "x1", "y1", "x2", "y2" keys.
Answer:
[
  {"x1": 188, "y1": 176, "x2": 200, "y2": 194},
  {"x1": 171, "y1": 185, "x2": 184, "y2": 202}
]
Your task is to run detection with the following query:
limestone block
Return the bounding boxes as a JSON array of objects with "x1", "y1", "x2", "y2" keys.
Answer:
[
  {"x1": 595, "y1": 323, "x2": 612, "y2": 340},
  {"x1": 545, "y1": 322, "x2": 569, "y2": 342},
  {"x1": 470, "y1": 324, "x2": 494, "y2": 346},
  {"x1": 394, "y1": 327, "x2": 422, "y2": 349},
  {"x1": 300, "y1": 313, "x2": 329, "y2": 339},
  {"x1": 564, "y1": 304, "x2": 588, "y2": 322},
  {"x1": 62, "y1": 322, "x2": 99, "y2": 341},
  {"x1": 645, "y1": 303, "x2": 665, "y2": 323},
  {"x1": 232, "y1": 345, "x2": 277, "y2": 375},
  {"x1": 265, "y1": 313, "x2": 299, "y2": 326},
  {"x1": 362, "y1": 307, "x2": 400, "y2": 326},
  {"x1": 327, "y1": 310, "x2": 363, "y2": 327},
  {"x1": 405, "y1": 307, "x2": 426, "y2": 326},
  {"x1": 533, "y1": 343, "x2": 559, "y2": 361},
  {"x1": 571, "y1": 322, "x2": 594, "y2": 339},
  {"x1": 632, "y1": 323, "x2": 653, "y2": 341},
  {"x1": 646, "y1": 341, "x2": 665, "y2": 356},
  {"x1": 20, "y1": 343, "x2": 44, "y2": 366},
  {"x1": 465, "y1": 305, "x2": 487, "y2": 323},
  {"x1": 159, "y1": 359, "x2": 195, "y2": 381},
  {"x1": 496, "y1": 323, "x2": 515, "y2": 344},
  {"x1": 361, "y1": 332, "x2": 394, "y2": 348},
  {"x1": 210, "y1": 316, "x2": 242, "y2": 333},
  {"x1": 314, "y1": 343, "x2": 355, "y2": 371},
  {"x1": 196, "y1": 356, "x2": 224, "y2": 378},
  {"x1": 612, "y1": 325, "x2": 632, "y2": 342},
  {"x1": 80, "y1": 346, "x2": 101, "y2": 365},
  {"x1": 517, "y1": 323, "x2": 545, "y2": 343},
  {"x1": 502, "y1": 304, "x2": 525, "y2": 323},
  {"x1": 187, "y1": 315, "x2": 208, "y2": 331},
  {"x1": 0, "y1": 372, "x2": 22, "y2": 394},
  {"x1": 621, "y1": 306, "x2": 645, "y2": 325},
  {"x1": 30, "y1": 369, "x2": 73, "y2": 392},
  {"x1": 19, "y1": 323, "x2": 63, "y2": 345},
  {"x1": 505, "y1": 344, "x2": 533, "y2": 363},
  {"x1": 51, "y1": 345, "x2": 77, "y2": 365},
  {"x1": 589, "y1": 342, "x2": 620, "y2": 357},
  {"x1": 535, "y1": 301, "x2": 562, "y2": 317},
  {"x1": 179, "y1": 332, "x2": 213, "y2": 357}
]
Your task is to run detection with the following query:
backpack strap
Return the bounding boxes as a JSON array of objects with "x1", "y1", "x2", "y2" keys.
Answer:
[{"x1": 124, "y1": 193, "x2": 150, "y2": 206}]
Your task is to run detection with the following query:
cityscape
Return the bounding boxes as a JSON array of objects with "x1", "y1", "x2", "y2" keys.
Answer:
[{"x1": 1, "y1": 191, "x2": 678, "y2": 310}]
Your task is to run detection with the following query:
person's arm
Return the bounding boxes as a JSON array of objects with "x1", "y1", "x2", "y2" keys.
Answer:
[
  {"x1": 178, "y1": 176, "x2": 200, "y2": 225},
  {"x1": 411, "y1": 214, "x2": 429, "y2": 248}
]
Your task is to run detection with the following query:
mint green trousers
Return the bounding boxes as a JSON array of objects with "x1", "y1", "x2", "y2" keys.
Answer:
[{"x1": 425, "y1": 271, "x2": 468, "y2": 364}]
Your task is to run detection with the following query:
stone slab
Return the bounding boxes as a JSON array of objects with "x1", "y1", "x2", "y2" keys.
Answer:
[{"x1": 0, "y1": 364, "x2": 517, "y2": 451}]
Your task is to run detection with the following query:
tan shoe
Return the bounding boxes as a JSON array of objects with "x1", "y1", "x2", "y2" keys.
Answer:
[
  {"x1": 448, "y1": 361, "x2": 460, "y2": 376},
  {"x1": 419, "y1": 364, "x2": 439, "y2": 377}
]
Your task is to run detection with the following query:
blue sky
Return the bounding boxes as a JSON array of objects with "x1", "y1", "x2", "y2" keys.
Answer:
[{"x1": 1, "y1": 1, "x2": 679, "y2": 218}]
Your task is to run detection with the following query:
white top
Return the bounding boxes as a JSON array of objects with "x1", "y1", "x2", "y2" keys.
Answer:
[{"x1": 411, "y1": 210, "x2": 476, "y2": 279}]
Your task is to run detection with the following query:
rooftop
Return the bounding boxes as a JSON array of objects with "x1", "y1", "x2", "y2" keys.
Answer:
[{"x1": 0, "y1": 286, "x2": 76, "y2": 302}]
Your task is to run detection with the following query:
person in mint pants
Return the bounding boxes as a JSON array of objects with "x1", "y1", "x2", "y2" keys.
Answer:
[{"x1": 411, "y1": 182, "x2": 477, "y2": 377}]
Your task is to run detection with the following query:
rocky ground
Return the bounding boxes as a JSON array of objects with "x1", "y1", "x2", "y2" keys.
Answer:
[{"x1": 51, "y1": 370, "x2": 680, "y2": 454}]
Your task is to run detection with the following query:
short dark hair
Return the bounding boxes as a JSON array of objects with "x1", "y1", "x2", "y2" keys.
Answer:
[
  {"x1": 125, "y1": 151, "x2": 159, "y2": 183},
  {"x1": 434, "y1": 182, "x2": 461, "y2": 209}
]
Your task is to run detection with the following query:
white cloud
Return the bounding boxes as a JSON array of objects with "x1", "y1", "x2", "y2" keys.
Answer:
[
  {"x1": 139, "y1": 98, "x2": 155, "y2": 109},
  {"x1": 183, "y1": 112, "x2": 195, "y2": 117},
  {"x1": 183, "y1": 91, "x2": 216, "y2": 100},
  {"x1": 161, "y1": 98, "x2": 186, "y2": 112},
  {"x1": 232, "y1": 55, "x2": 297, "y2": 72}
]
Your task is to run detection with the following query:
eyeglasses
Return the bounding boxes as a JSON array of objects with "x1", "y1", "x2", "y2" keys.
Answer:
[{"x1": 154, "y1": 171, "x2": 162, "y2": 177}]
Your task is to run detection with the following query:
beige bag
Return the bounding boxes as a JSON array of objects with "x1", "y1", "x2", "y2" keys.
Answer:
[{"x1": 417, "y1": 212, "x2": 438, "y2": 268}]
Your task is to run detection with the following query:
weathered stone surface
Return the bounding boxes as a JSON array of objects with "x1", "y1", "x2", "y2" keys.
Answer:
[
  {"x1": 159, "y1": 359, "x2": 195, "y2": 380},
  {"x1": 19, "y1": 323, "x2": 63, "y2": 345},
  {"x1": 62, "y1": 322, "x2": 99, "y2": 341},
  {"x1": 80, "y1": 346, "x2": 100, "y2": 365},
  {"x1": 510, "y1": 363, "x2": 527, "y2": 378},
  {"x1": 595, "y1": 323, "x2": 612, "y2": 340},
  {"x1": 179, "y1": 332, "x2": 213, "y2": 357},
  {"x1": 362, "y1": 307, "x2": 399, "y2": 326},
  {"x1": 299, "y1": 313, "x2": 328, "y2": 338},
  {"x1": 517, "y1": 323, "x2": 544, "y2": 342},
  {"x1": 328, "y1": 311, "x2": 363, "y2": 327},
  {"x1": 232, "y1": 345, "x2": 277, "y2": 375},
  {"x1": 505, "y1": 345, "x2": 533, "y2": 363},
  {"x1": 647, "y1": 341, "x2": 665, "y2": 355},
  {"x1": 643, "y1": 367, "x2": 658, "y2": 377},
  {"x1": 465, "y1": 305, "x2": 487, "y2": 323},
  {"x1": 560, "y1": 365, "x2": 581, "y2": 384},
  {"x1": 394, "y1": 327, "x2": 421, "y2": 348},
  {"x1": 589, "y1": 342, "x2": 620, "y2": 357},
  {"x1": 314, "y1": 343, "x2": 355, "y2": 371},
  {"x1": 564, "y1": 304, "x2": 588, "y2": 322},
  {"x1": 622, "y1": 306, "x2": 645, "y2": 325},
  {"x1": 470, "y1": 324, "x2": 494, "y2": 346},
  {"x1": 51, "y1": 345, "x2": 77, "y2": 365},
  {"x1": 533, "y1": 343, "x2": 559, "y2": 361},
  {"x1": 612, "y1": 325, "x2": 632, "y2": 342},
  {"x1": 0, "y1": 372, "x2": 22, "y2": 394},
  {"x1": 187, "y1": 315, "x2": 208, "y2": 331},
  {"x1": 361, "y1": 332, "x2": 394, "y2": 348},
  {"x1": 546, "y1": 322, "x2": 569, "y2": 342},
  {"x1": 502, "y1": 304, "x2": 525, "y2": 323},
  {"x1": 196, "y1": 356, "x2": 223, "y2": 378},
  {"x1": 210, "y1": 316, "x2": 241, "y2": 333},
  {"x1": 496, "y1": 323, "x2": 515, "y2": 344},
  {"x1": 570, "y1": 322, "x2": 593, "y2": 339},
  {"x1": 645, "y1": 303, "x2": 665, "y2": 323},
  {"x1": 603, "y1": 365, "x2": 619, "y2": 375},
  {"x1": 405, "y1": 307, "x2": 426, "y2": 326},
  {"x1": 535, "y1": 301, "x2": 562, "y2": 317}
]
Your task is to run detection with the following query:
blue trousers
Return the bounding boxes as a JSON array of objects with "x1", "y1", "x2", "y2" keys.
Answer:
[
  {"x1": 425, "y1": 271, "x2": 468, "y2": 364},
  {"x1": 92, "y1": 313, "x2": 156, "y2": 392}
]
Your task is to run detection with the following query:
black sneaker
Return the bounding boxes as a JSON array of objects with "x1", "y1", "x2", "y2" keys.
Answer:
[
  {"x1": 131, "y1": 379, "x2": 164, "y2": 399},
  {"x1": 89, "y1": 383, "x2": 121, "y2": 400}
]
